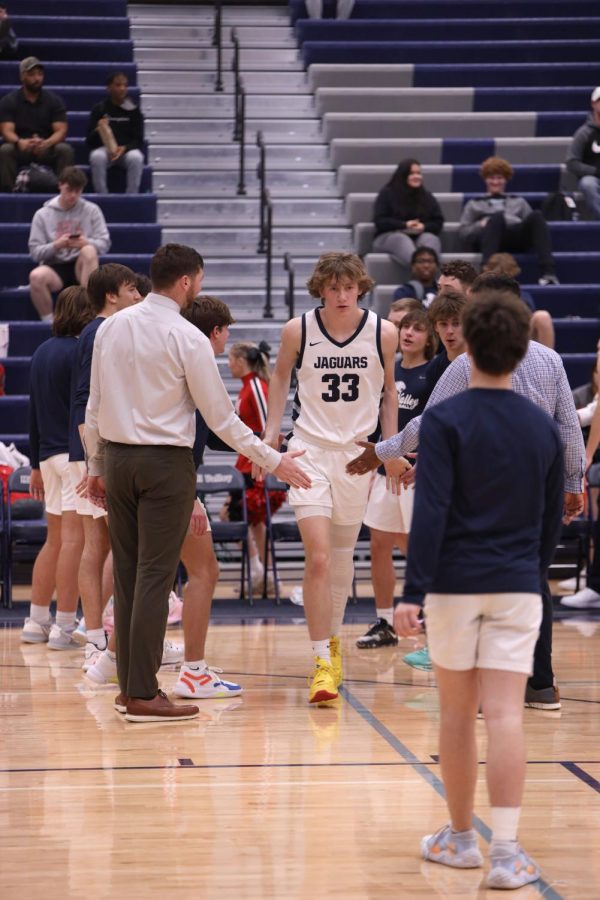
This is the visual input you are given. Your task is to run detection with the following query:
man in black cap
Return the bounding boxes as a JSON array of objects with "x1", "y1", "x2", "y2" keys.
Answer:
[{"x1": 0, "y1": 56, "x2": 73, "y2": 191}]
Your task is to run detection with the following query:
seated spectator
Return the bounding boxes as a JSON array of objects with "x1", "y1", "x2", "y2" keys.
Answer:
[
  {"x1": 0, "y1": 57, "x2": 73, "y2": 192},
  {"x1": 483, "y1": 252, "x2": 555, "y2": 348},
  {"x1": 566, "y1": 86, "x2": 600, "y2": 221},
  {"x1": 437, "y1": 259, "x2": 477, "y2": 294},
  {"x1": 458, "y1": 156, "x2": 559, "y2": 285},
  {"x1": 573, "y1": 355, "x2": 600, "y2": 412},
  {"x1": 306, "y1": 0, "x2": 354, "y2": 17},
  {"x1": 373, "y1": 158, "x2": 444, "y2": 278},
  {"x1": 393, "y1": 247, "x2": 439, "y2": 306},
  {"x1": 0, "y1": 6, "x2": 18, "y2": 60},
  {"x1": 86, "y1": 71, "x2": 144, "y2": 194},
  {"x1": 28, "y1": 166, "x2": 110, "y2": 322}
]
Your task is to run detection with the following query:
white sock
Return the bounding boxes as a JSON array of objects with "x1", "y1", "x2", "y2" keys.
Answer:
[
  {"x1": 376, "y1": 607, "x2": 394, "y2": 626},
  {"x1": 250, "y1": 555, "x2": 264, "y2": 578},
  {"x1": 312, "y1": 639, "x2": 330, "y2": 662},
  {"x1": 56, "y1": 611, "x2": 76, "y2": 630},
  {"x1": 491, "y1": 807, "x2": 521, "y2": 844},
  {"x1": 450, "y1": 827, "x2": 477, "y2": 839},
  {"x1": 86, "y1": 628, "x2": 107, "y2": 650},
  {"x1": 29, "y1": 603, "x2": 50, "y2": 624},
  {"x1": 184, "y1": 659, "x2": 207, "y2": 670}
]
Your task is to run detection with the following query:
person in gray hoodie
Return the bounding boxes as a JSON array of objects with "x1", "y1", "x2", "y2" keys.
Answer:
[
  {"x1": 28, "y1": 166, "x2": 110, "y2": 321},
  {"x1": 566, "y1": 86, "x2": 600, "y2": 220},
  {"x1": 458, "y1": 156, "x2": 558, "y2": 285}
]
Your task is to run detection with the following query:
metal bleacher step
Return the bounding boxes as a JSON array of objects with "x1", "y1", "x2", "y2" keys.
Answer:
[
  {"x1": 131, "y1": 24, "x2": 296, "y2": 46},
  {"x1": 145, "y1": 117, "x2": 323, "y2": 143},
  {"x1": 137, "y1": 71, "x2": 310, "y2": 94},
  {"x1": 153, "y1": 170, "x2": 337, "y2": 198},
  {"x1": 149, "y1": 144, "x2": 330, "y2": 171},
  {"x1": 142, "y1": 94, "x2": 314, "y2": 118},
  {"x1": 134, "y1": 46, "x2": 303, "y2": 70},
  {"x1": 158, "y1": 198, "x2": 346, "y2": 227},
  {"x1": 162, "y1": 227, "x2": 353, "y2": 257}
]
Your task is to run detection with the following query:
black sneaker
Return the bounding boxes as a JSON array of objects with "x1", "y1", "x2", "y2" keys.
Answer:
[
  {"x1": 356, "y1": 618, "x2": 398, "y2": 649},
  {"x1": 524, "y1": 683, "x2": 561, "y2": 710}
]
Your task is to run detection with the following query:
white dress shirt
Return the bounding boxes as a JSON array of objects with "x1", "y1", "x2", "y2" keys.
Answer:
[{"x1": 84, "y1": 292, "x2": 281, "y2": 476}]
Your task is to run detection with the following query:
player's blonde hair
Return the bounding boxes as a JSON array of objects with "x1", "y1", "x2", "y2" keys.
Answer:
[{"x1": 306, "y1": 252, "x2": 375, "y2": 300}]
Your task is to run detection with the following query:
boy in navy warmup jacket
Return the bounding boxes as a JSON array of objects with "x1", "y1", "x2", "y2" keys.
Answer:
[{"x1": 395, "y1": 290, "x2": 564, "y2": 890}]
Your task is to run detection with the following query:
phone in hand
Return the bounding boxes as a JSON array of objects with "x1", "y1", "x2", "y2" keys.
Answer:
[{"x1": 69, "y1": 233, "x2": 81, "y2": 239}]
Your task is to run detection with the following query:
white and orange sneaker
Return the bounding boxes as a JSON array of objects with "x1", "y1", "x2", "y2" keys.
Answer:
[{"x1": 173, "y1": 664, "x2": 243, "y2": 700}]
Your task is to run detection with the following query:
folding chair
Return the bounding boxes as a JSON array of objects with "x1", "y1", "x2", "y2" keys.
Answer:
[
  {"x1": 552, "y1": 462, "x2": 600, "y2": 591},
  {"x1": 196, "y1": 464, "x2": 254, "y2": 605},
  {"x1": 5, "y1": 466, "x2": 47, "y2": 609}
]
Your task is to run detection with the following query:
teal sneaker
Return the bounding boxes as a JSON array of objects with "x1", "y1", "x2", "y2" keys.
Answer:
[
  {"x1": 403, "y1": 645, "x2": 433, "y2": 671},
  {"x1": 422, "y1": 824, "x2": 483, "y2": 869},
  {"x1": 487, "y1": 845, "x2": 540, "y2": 889}
]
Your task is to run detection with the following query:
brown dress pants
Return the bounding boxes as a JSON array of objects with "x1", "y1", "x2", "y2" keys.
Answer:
[{"x1": 105, "y1": 443, "x2": 196, "y2": 699}]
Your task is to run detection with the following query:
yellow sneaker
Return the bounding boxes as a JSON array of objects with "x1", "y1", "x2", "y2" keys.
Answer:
[
  {"x1": 308, "y1": 657, "x2": 338, "y2": 705},
  {"x1": 330, "y1": 635, "x2": 343, "y2": 687}
]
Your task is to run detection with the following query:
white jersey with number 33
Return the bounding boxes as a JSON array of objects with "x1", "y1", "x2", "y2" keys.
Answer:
[{"x1": 291, "y1": 307, "x2": 385, "y2": 450}]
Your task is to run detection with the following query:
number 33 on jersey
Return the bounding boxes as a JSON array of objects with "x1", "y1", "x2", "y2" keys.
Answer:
[{"x1": 291, "y1": 308, "x2": 385, "y2": 448}]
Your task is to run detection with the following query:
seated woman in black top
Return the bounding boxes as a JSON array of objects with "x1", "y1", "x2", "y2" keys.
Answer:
[{"x1": 373, "y1": 158, "x2": 444, "y2": 279}]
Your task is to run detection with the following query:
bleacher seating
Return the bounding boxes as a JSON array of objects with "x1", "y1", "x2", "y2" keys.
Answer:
[
  {"x1": 290, "y1": 0, "x2": 600, "y2": 389},
  {"x1": 0, "y1": 0, "x2": 160, "y2": 453}
]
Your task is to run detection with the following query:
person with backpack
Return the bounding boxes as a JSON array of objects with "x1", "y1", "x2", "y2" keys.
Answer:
[
  {"x1": 458, "y1": 156, "x2": 559, "y2": 286},
  {"x1": 0, "y1": 56, "x2": 73, "y2": 192}
]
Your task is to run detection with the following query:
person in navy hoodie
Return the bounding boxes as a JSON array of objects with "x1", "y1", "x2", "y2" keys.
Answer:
[
  {"x1": 21, "y1": 286, "x2": 93, "y2": 648},
  {"x1": 395, "y1": 289, "x2": 564, "y2": 890}
]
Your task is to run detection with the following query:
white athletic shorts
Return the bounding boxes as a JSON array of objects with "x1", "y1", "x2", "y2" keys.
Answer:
[
  {"x1": 425, "y1": 592, "x2": 542, "y2": 674},
  {"x1": 287, "y1": 434, "x2": 371, "y2": 525},
  {"x1": 39, "y1": 453, "x2": 77, "y2": 516},
  {"x1": 363, "y1": 471, "x2": 414, "y2": 534},
  {"x1": 69, "y1": 460, "x2": 107, "y2": 519}
]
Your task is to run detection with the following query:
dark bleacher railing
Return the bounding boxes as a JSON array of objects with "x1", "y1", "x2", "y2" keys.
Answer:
[
  {"x1": 256, "y1": 130, "x2": 267, "y2": 252},
  {"x1": 263, "y1": 189, "x2": 274, "y2": 320},
  {"x1": 284, "y1": 253, "x2": 295, "y2": 320},
  {"x1": 231, "y1": 27, "x2": 246, "y2": 195},
  {"x1": 213, "y1": 0, "x2": 223, "y2": 92}
]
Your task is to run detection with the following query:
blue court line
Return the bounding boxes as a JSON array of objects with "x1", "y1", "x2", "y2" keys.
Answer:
[
  {"x1": 341, "y1": 685, "x2": 564, "y2": 900},
  {"x1": 561, "y1": 762, "x2": 600, "y2": 794}
]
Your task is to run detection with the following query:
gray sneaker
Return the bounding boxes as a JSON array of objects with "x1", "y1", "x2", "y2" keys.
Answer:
[
  {"x1": 524, "y1": 683, "x2": 561, "y2": 710},
  {"x1": 21, "y1": 617, "x2": 54, "y2": 644},
  {"x1": 47, "y1": 623, "x2": 81, "y2": 651},
  {"x1": 487, "y1": 846, "x2": 540, "y2": 889},
  {"x1": 421, "y1": 824, "x2": 483, "y2": 869}
]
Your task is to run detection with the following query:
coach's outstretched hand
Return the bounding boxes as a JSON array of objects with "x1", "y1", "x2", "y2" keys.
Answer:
[
  {"x1": 274, "y1": 450, "x2": 311, "y2": 489},
  {"x1": 346, "y1": 440, "x2": 380, "y2": 476}
]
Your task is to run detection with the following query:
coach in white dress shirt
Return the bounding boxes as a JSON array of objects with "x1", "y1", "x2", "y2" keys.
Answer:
[{"x1": 85, "y1": 243, "x2": 310, "y2": 722}]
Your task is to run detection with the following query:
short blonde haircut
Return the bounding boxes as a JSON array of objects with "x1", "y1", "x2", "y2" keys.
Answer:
[{"x1": 306, "y1": 252, "x2": 375, "y2": 300}]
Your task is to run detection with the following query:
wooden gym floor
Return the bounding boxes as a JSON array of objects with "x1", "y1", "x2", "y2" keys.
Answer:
[{"x1": 1, "y1": 604, "x2": 599, "y2": 899}]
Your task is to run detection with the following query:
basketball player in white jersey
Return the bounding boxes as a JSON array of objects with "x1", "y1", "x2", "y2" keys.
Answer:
[{"x1": 261, "y1": 253, "x2": 401, "y2": 704}]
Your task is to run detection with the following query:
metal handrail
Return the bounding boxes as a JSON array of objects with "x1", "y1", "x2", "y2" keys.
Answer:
[
  {"x1": 283, "y1": 253, "x2": 295, "y2": 320},
  {"x1": 256, "y1": 131, "x2": 267, "y2": 253},
  {"x1": 263, "y1": 189, "x2": 274, "y2": 319},
  {"x1": 213, "y1": 1, "x2": 223, "y2": 91},
  {"x1": 231, "y1": 27, "x2": 240, "y2": 139},
  {"x1": 236, "y1": 77, "x2": 246, "y2": 195}
]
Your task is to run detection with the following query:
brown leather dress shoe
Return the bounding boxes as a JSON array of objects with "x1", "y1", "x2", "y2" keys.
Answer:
[
  {"x1": 125, "y1": 689, "x2": 199, "y2": 722},
  {"x1": 114, "y1": 692, "x2": 129, "y2": 713}
]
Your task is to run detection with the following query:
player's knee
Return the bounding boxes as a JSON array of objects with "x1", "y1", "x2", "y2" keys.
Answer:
[{"x1": 306, "y1": 548, "x2": 330, "y2": 578}]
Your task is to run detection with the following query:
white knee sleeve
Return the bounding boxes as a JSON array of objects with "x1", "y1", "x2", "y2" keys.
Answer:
[{"x1": 330, "y1": 522, "x2": 361, "y2": 636}]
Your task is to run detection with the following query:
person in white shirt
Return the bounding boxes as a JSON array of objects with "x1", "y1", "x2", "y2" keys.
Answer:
[{"x1": 84, "y1": 243, "x2": 310, "y2": 723}]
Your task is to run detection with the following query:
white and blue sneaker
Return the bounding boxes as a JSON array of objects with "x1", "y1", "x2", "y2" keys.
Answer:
[
  {"x1": 47, "y1": 623, "x2": 81, "y2": 650},
  {"x1": 487, "y1": 845, "x2": 540, "y2": 889},
  {"x1": 422, "y1": 824, "x2": 483, "y2": 869},
  {"x1": 173, "y1": 664, "x2": 243, "y2": 700},
  {"x1": 72, "y1": 618, "x2": 88, "y2": 646},
  {"x1": 21, "y1": 616, "x2": 54, "y2": 644}
]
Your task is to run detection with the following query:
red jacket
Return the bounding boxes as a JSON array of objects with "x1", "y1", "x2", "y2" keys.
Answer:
[{"x1": 235, "y1": 373, "x2": 268, "y2": 474}]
